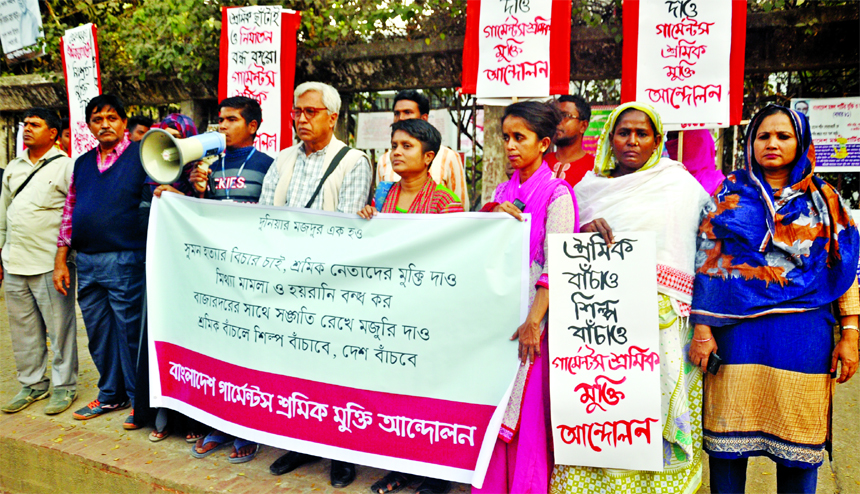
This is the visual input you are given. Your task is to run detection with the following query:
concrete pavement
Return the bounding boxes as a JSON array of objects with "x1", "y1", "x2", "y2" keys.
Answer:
[{"x1": 0, "y1": 287, "x2": 857, "y2": 493}]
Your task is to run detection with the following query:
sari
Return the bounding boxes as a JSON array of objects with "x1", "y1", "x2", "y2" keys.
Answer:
[
  {"x1": 691, "y1": 105, "x2": 859, "y2": 468},
  {"x1": 551, "y1": 102, "x2": 710, "y2": 494},
  {"x1": 379, "y1": 178, "x2": 464, "y2": 214},
  {"x1": 476, "y1": 162, "x2": 577, "y2": 493}
]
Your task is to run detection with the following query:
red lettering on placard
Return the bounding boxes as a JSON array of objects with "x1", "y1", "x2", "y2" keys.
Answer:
[{"x1": 557, "y1": 417, "x2": 659, "y2": 452}]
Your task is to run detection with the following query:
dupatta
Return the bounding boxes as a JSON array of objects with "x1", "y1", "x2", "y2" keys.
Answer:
[
  {"x1": 691, "y1": 106, "x2": 859, "y2": 325},
  {"x1": 577, "y1": 102, "x2": 709, "y2": 306},
  {"x1": 494, "y1": 162, "x2": 576, "y2": 266}
]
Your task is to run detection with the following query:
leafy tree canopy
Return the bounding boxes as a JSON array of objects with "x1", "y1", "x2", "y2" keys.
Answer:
[
  {"x1": 3, "y1": 0, "x2": 466, "y2": 82},
  {"x1": 3, "y1": 0, "x2": 854, "y2": 83}
]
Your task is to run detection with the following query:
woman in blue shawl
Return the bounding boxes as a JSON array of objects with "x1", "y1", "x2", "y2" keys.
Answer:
[{"x1": 689, "y1": 105, "x2": 859, "y2": 494}]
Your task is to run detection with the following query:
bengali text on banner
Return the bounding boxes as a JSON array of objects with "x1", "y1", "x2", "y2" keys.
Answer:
[
  {"x1": 146, "y1": 195, "x2": 529, "y2": 486},
  {"x1": 219, "y1": 6, "x2": 300, "y2": 154}
]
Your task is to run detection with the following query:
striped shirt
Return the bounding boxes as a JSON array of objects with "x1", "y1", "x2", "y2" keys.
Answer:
[{"x1": 258, "y1": 141, "x2": 371, "y2": 214}]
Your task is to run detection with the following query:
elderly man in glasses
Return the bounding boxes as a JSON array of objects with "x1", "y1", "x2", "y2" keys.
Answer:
[
  {"x1": 259, "y1": 82, "x2": 370, "y2": 215},
  {"x1": 259, "y1": 82, "x2": 370, "y2": 488}
]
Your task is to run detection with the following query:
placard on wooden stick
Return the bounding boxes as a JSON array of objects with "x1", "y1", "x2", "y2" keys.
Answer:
[{"x1": 548, "y1": 232, "x2": 663, "y2": 471}]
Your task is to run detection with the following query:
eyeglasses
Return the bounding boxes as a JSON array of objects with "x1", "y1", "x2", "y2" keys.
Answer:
[
  {"x1": 562, "y1": 113, "x2": 581, "y2": 121},
  {"x1": 291, "y1": 107, "x2": 328, "y2": 120}
]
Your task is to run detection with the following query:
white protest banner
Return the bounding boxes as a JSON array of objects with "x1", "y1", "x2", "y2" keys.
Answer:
[
  {"x1": 548, "y1": 232, "x2": 663, "y2": 471},
  {"x1": 15, "y1": 121, "x2": 24, "y2": 156},
  {"x1": 791, "y1": 97, "x2": 860, "y2": 172},
  {"x1": 147, "y1": 195, "x2": 528, "y2": 486},
  {"x1": 622, "y1": 0, "x2": 746, "y2": 129},
  {"x1": 60, "y1": 24, "x2": 100, "y2": 158},
  {"x1": 461, "y1": 0, "x2": 570, "y2": 98},
  {"x1": 0, "y1": 0, "x2": 43, "y2": 62},
  {"x1": 219, "y1": 6, "x2": 300, "y2": 156}
]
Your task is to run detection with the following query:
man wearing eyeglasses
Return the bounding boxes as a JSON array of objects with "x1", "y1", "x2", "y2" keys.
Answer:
[
  {"x1": 259, "y1": 81, "x2": 370, "y2": 489},
  {"x1": 258, "y1": 81, "x2": 370, "y2": 216},
  {"x1": 188, "y1": 96, "x2": 275, "y2": 203},
  {"x1": 375, "y1": 89, "x2": 469, "y2": 210},
  {"x1": 546, "y1": 94, "x2": 594, "y2": 188}
]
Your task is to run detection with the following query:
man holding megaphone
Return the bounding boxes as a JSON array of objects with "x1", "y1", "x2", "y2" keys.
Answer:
[
  {"x1": 153, "y1": 97, "x2": 274, "y2": 203},
  {"x1": 154, "y1": 96, "x2": 274, "y2": 465}
]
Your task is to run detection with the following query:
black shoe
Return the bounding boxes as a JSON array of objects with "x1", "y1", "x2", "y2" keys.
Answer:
[
  {"x1": 330, "y1": 460, "x2": 356, "y2": 488},
  {"x1": 269, "y1": 451, "x2": 320, "y2": 476},
  {"x1": 415, "y1": 478, "x2": 452, "y2": 494}
]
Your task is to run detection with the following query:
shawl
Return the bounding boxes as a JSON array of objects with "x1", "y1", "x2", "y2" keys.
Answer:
[
  {"x1": 666, "y1": 129, "x2": 726, "y2": 195},
  {"x1": 576, "y1": 157, "x2": 709, "y2": 305},
  {"x1": 148, "y1": 113, "x2": 198, "y2": 194},
  {"x1": 154, "y1": 113, "x2": 198, "y2": 138},
  {"x1": 494, "y1": 162, "x2": 577, "y2": 266},
  {"x1": 379, "y1": 178, "x2": 464, "y2": 214},
  {"x1": 691, "y1": 105, "x2": 859, "y2": 326},
  {"x1": 593, "y1": 102, "x2": 665, "y2": 177}
]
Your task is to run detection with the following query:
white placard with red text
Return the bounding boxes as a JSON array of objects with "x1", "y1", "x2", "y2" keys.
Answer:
[
  {"x1": 221, "y1": 6, "x2": 295, "y2": 155},
  {"x1": 623, "y1": 0, "x2": 746, "y2": 129},
  {"x1": 461, "y1": 0, "x2": 570, "y2": 98},
  {"x1": 61, "y1": 24, "x2": 101, "y2": 158},
  {"x1": 476, "y1": 0, "x2": 552, "y2": 97},
  {"x1": 548, "y1": 232, "x2": 663, "y2": 471}
]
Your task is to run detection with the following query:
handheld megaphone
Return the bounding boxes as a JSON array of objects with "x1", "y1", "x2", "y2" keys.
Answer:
[{"x1": 139, "y1": 128, "x2": 226, "y2": 184}]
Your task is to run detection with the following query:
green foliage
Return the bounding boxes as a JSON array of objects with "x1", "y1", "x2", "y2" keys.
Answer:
[
  {"x1": 0, "y1": 0, "x2": 853, "y2": 90},
  {"x1": 1, "y1": 0, "x2": 467, "y2": 83}
]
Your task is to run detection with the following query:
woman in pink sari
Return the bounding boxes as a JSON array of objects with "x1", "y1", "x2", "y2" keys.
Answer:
[{"x1": 478, "y1": 101, "x2": 578, "y2": 493}]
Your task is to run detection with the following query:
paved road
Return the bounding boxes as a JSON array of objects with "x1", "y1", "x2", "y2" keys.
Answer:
[{"x1": 0, "y1": 288, "x2": 857, "y2": 493}]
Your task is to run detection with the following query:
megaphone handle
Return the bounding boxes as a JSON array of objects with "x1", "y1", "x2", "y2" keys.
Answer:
[{"x1": 190, "y1": 163, "x2": 211, "y2": 196}]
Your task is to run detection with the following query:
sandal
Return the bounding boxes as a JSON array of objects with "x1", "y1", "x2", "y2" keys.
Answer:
[
  {"x1": 227, "y1": 438, "x2": 260, "y2": 464},
  {"x1": 186, "y1": 429, "x2": 206, "y2": 443},
  {"x1": 149, "y1": 409, "x2": 170, "y2": 442},
  {"x1": 149, "y1": 428, "x2": 170, "y2": 442},
  {"x1": 370, "y1": 471, "x2": 414, "y2": 494},
  {"x1": 191, "y1": 430, "x2": 234, "y2": 458}
]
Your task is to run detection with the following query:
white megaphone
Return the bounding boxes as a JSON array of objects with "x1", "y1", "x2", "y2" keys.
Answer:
[{"x1": 139, "y1": 128, "x2": 226, "y2": 184}]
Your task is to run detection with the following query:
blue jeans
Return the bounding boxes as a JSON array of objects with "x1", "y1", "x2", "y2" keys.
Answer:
[
  {"x1": 76, "y1": 250, "x2": 145, "y2": 407},
  {"x1": 709, "y1": 456, "x2": 818, "y2": 494}
]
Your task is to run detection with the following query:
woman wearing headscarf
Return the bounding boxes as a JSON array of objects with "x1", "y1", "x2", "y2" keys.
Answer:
[
  {"x1": 476, "y1": 101, "x2": 578, "y2": 493},
  {"x1": 551, "y1": 102, "x2": 710, "y2": 494},
  {"x1": 137, "y1": 113, "x2": 208, "y2": 444},
  {"x1": 688, "y1": 105, "x2": 859, "y2": 494},
  {"x1": 150, "y1": 113, "x2": 200, "y2": 197}
]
